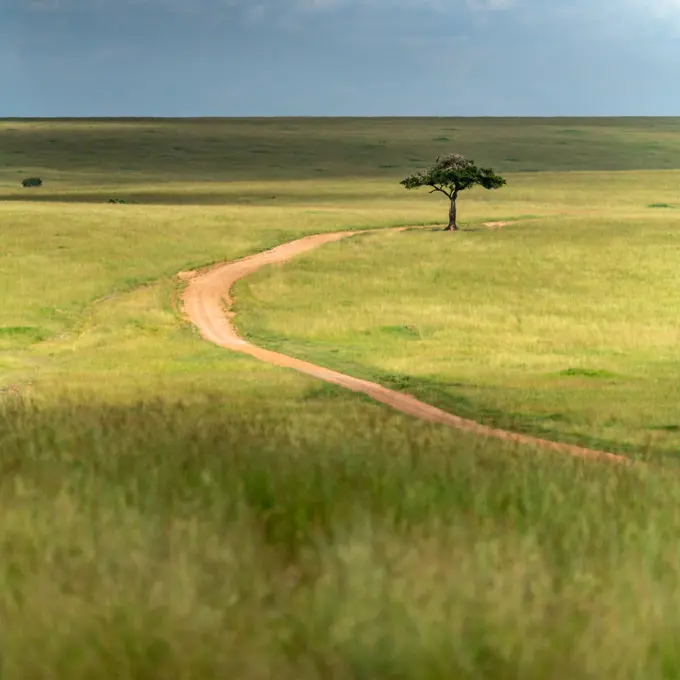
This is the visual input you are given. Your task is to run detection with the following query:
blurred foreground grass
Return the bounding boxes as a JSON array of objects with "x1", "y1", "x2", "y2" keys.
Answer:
[{"x1": 2, "y1": 393, "x2": 680, "y2": 679}]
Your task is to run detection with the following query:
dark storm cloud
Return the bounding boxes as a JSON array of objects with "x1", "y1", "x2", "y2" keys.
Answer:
[{"x1": 3, "y1": 0, "x2": 680, "y2": 116}]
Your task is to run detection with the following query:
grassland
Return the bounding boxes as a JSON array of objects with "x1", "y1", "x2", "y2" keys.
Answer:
[
  {"x1": 2, "y1": 117, "x2": 680, "y2": 678},
  {"x1": 235, "y1": 214, "x2": 680, "y2": 459}
]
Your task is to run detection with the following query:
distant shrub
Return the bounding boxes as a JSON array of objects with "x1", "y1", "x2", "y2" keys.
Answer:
[
  {"x1": 559, "y1": 367, "x2": 618, "y2": 379},
  {"x1": 648, "y1": 203, "x2": 673, "y2": 209},
  {"x1": 22, "y1": 177, "x2": 42, "y2": 188},
  {"x1": 107, "y1": 198, "x2": 136, "y2": 204}
]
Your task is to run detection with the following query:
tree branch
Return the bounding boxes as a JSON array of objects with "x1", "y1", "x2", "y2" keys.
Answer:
[{"x1": 428, "y1": 185, "x2": 452, "y2": 199}]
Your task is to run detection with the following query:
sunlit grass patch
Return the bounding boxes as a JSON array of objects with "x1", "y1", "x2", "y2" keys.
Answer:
[{"x1": 236, "y1": 214, "x2": 680, "y2": 458}]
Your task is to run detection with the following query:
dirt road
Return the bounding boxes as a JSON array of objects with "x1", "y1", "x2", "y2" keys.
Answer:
[{"x1": 182, "y1": 226, "x2": 628, "y2": 464}]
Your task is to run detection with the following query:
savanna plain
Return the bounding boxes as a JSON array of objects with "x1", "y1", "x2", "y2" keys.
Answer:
[{"x1": 2, "y1": 117, "x2": 680, "y2": 678}]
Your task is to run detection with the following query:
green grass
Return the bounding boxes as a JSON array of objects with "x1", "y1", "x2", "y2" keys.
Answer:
[
  {"x1": 3, "y1": 117, "x2": 680, "y2": 677},
  {"x1": 3, "y1": 118, "x2": 680, "y2": 190},
  {"x1": 4, "y1": 395, "x2": 680, "y2": 679},
  {"x1": 235, "y1": 215, "x2": 680, "y2": 459}
]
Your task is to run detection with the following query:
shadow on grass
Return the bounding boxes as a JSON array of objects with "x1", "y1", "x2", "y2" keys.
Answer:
[
  {"x1": 0, "y1": 190, "x2": 422, "y2": 207},
  {"x1": 240, "y1": 337, "x2": 663, "y2": 461},
  {"x1": 370, "y1": 369, "x2": 670, "y2": 460},
  {"x1": 379, "y1": 371, "x2": 672, "y2": 460}
]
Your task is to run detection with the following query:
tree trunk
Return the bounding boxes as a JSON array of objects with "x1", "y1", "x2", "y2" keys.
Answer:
[{"x1": 445, "y1": 195, "x2": 458, "y2": 231}]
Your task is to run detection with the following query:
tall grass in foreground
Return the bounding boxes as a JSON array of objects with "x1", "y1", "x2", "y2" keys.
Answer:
[{"x1": 1, "y1": 394, "x2": 680, "y2": 679}]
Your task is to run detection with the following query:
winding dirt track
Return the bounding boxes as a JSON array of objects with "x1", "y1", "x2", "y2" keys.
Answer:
[{"x1": 182, "y1": 226, "x2": 628, "y2": 464}]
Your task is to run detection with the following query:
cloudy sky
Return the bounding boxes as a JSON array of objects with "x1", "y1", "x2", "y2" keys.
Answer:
[{"x1": 2, "y1": 0, "x2": 680, "y2": 116}]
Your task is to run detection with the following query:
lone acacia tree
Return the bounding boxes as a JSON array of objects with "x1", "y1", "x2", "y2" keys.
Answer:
[{"x1": 401, "y1": 154, "x2": 506, "y2": 231}]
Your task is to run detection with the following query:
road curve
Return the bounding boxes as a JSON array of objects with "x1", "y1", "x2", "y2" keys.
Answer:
[{"x1": 181, "y1": 226, "x2": 628, "y2": 464}]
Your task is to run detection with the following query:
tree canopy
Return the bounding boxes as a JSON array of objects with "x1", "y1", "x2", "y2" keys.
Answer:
[{"x1": 401, "y1": 154, "x2": 506, "y2": 230}]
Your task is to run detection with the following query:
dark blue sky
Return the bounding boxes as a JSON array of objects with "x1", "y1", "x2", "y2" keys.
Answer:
[{"x1": 3, "y1": 0, "x2": 680, "y2": 117}]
